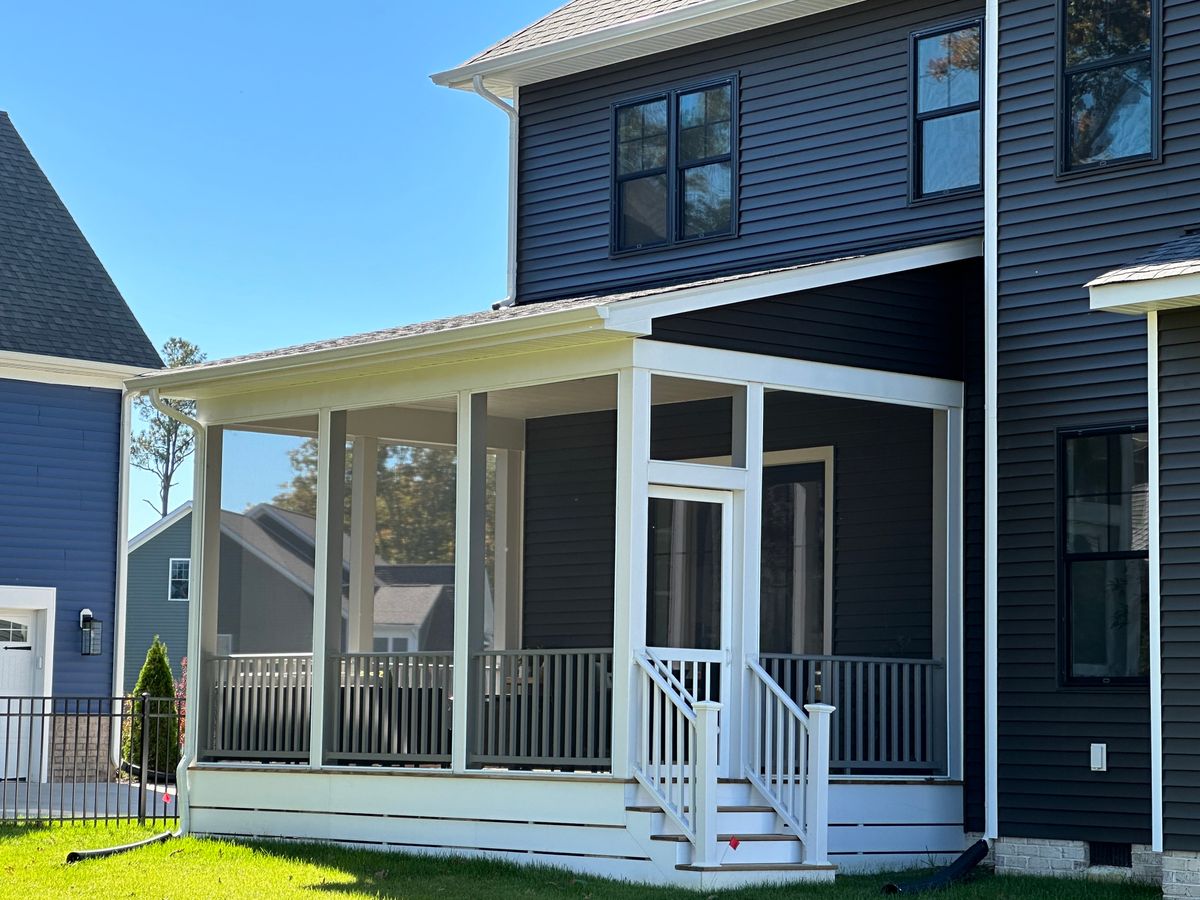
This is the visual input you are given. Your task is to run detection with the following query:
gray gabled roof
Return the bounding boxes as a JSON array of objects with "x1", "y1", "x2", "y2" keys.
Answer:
[
  {"x1": 464, "y1": 0, "x2": 709, "y2": 65},
  {"x1": 0, "y1": 112, "x2": 161, "y2": 369},
  {"x1": 1087, "y1": 232, "x2": 1200, "y2": 288}
]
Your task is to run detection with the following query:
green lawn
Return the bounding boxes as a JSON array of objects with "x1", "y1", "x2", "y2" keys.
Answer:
[{"x1": 0, "y1": 823, "x2": 1162, "y2": 899}]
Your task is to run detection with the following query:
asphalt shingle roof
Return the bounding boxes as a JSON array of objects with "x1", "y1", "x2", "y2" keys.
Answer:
[
  {"x1": 0, "y1": 112, "x2": 161, "y2": 369},
  {"x1": 1087, "y1": 232, "x2": 1200, "y2": 287},
  {"x1": 464, "y1": 0, "x2": 712, "y2": 65}
]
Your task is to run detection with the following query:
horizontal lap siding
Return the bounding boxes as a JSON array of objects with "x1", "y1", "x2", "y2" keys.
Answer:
[
  {"x1": 1158, "y1": 309, "x2": 1200, "y2": 852},
  {"x1": 516, "y1": 0, "x2": 984, "y2": 302},
  {"x1": 0, "y1": 378, "x2": 120, "y2": 696},
  {"x1": 124, "y1": 514, "x2": 192, "y2": 691},
  {"x1": 522, "y1": 411, "x2": 617, "y2": 649},
  {"x1": 995, "y1": 0, "x2": 1200, "y2": 844}
]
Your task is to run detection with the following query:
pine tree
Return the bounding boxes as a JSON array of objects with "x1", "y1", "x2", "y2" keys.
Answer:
[{"x1": 124, "y1": 637, "x2": 180, "y2": 774}]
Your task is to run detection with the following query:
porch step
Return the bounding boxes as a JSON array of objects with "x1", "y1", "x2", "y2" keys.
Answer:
[
  {"x1": 651, "y1": 833, "x2": 798, "y2": 843},
  {"x1": 676, "y1": 863, "x2": 836, "y2": 873},
  {"x1": 626, "y1": 805, "x2": 775, "y2": 814}
]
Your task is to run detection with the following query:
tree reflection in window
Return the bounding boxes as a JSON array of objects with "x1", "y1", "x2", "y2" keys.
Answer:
[{"x1": 912, "y1": 22, "x2": 982, "y2": 197}]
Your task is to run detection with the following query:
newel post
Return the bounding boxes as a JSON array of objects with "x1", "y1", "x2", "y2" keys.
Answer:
[
  {"x1": 693, "y1": 700, "x2": 722, "y2": 868},
  {"x1": 804, "y1": 703, "x2": 835, "y2": 866}
]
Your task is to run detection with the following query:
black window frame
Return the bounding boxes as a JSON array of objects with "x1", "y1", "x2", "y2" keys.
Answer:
[
  {"x1": 909, "y1": 18, "x2": 985, "y2": 203},
  {"x1": 1057, "y1": 423, "x2": 1150, "y2": 688},
  {"x1": 1057, "y1": 0, "x2": 1160, "y2": 176},
  {"x1": 610, "y1": 75, "x2": 739, "y2": 256}
]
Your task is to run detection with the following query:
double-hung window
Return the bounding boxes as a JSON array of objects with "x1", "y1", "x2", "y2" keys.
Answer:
[
  {"x1": 1060, "y1": 426, "x2": 1149, "y2": 684},
  {"x1": 613, "y1": 79, "x2": 736, "y2": 253},
  {"x1": 168, "y1": 558, "x2": 190, "y2": 601},
  {"x1": 912, "y1": 21, "x2": 983, "y2": 198},
  {"x1": 1062, "y1": 0, "x2": 1156, "y2": 171}
]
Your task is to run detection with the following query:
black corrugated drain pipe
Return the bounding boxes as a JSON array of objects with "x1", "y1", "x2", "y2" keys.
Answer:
[
  {"x1": 66, "y1": 830, "x2": 176, "y2": 863},
  {"x1": 882, "y1": 839, "x2": 990, "y2": 893}
]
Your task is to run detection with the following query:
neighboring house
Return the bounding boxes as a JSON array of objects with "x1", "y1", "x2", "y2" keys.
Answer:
[
  {"x1": 123, "y1": 503, "x2": 454, "y2": 691},
  {"x1": 0, "y1": 111, "x2": 160, "y2": 773},
  {"x1": 125, "y1": 0, "x2": 1200, "y2": 891}
]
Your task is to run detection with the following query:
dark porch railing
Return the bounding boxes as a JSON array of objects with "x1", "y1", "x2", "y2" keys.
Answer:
[
  {"x1": 470, "y1": 649, "x2": 613, "y2": 770},
  {"x1": 761, "y1": 654, "x2": 946, "y2": 774},
  {"x1": 206, "y1": 654, "x2": 312, "y2": 762}
]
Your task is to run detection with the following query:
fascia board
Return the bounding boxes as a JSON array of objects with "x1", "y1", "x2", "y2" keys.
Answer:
[{"x1": 1088, "y1": 273, "x2": 1200, "y2": 315}]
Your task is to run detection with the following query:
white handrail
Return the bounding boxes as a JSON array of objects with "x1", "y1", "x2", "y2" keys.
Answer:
[
  {"x1": 745, "y1": 658, "x2": 834, "y2": 865},
  {"x1": 632, "y1": 651, "x2": 721, "y2": 866}
]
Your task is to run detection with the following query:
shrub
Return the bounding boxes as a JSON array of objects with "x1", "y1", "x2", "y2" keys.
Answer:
[{"x1": 123, "y1": 636, "x2": 180, "y2": 775}]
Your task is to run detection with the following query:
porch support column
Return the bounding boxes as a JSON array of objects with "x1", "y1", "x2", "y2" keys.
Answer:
[
  {"x1": 186, "y1": 424, "x2": 222, "y2": 765},
  {"x1": 452, "y1": 392, "x2": 488, "y2": 772},
  {"x1": 932, "y1": 408, "x2": 964, "y2": 779},
  {"x1": 309, "y1": 409, "x2": 347, "y2": 768},
  {"x1": 612, "y1": 368, "x2": 651, "y2": 779},
  {"x1": 733, "y1": 383, "x2": 764, "y2": 779},
  {"x1": 348, "y1": 435, "x2": 378, "y2": 653},
  {"x1": 493, "y1": 449, "x2": 524, "y2": 650}
]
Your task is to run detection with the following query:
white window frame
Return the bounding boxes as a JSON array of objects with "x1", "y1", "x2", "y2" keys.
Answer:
[{"x1": 168, "y1": 558, "x2": 191, "y2": 602}]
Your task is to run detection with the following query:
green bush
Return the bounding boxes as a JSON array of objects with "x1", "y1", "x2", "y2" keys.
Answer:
[{"x1": 123, "y1": 636, "x2": 180, "y2": 774}]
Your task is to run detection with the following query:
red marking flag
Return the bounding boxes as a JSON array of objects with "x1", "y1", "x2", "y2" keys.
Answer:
[
  {"x1": 728, "y1": 837, "x2": 740, "y2": 851},
  {"x1": 163, "y1": 792, "x2": 173, "y2": 805}
]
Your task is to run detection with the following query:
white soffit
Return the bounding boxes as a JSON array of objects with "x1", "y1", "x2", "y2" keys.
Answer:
[
  {"x1": 431, "y1": 0, "x2": 869, "y2": 96},
  {"x1": 1089, "y1": 273, "x2": 1200, "y2": 315}
]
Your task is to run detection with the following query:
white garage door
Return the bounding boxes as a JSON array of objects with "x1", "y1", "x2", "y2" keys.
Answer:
[{"x1": 0, "y1": 613, "x2": 35, "y2": 779}]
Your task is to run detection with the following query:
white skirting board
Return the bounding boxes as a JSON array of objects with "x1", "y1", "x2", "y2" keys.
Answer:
[{"x1": 186, "y1": 768, "x2": 965, "y2": 884}]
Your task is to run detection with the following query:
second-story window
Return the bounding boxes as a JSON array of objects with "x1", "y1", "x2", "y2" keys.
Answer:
[
  {"x1": 912, "y1": 22, "x2": 983, "y2": 199},
  {"x1": 613, "y1": 79, "x2": 736, "y2": 253},
  {"x1": 168, "y1": 558, "x2": 190, "y2": 601},
  {"x1": 1062, "y1": 0, "x2": 1155, "y2": 171}
]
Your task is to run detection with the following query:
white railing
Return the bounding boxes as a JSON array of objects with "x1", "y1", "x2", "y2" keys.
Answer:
[
  {"x1": 745, "y1": 658, "x2": 833, "y2": 865},
  {"x1": 643, "y1": 647, "x2": 722, "y2": 704},
  {"x1": 633, "y1": 651, "x2": 721, "y2": 867},
  {"x1": 761, "y1": 654, "x2": 945, "y2": 773}
]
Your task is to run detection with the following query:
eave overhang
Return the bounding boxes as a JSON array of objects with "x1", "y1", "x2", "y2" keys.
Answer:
[
  {"x1": 430, "y1": 0, "x2": 868, "y2": 98},
  {"x1": 1088, "y1": 272, "x2": 1200, "y2": 316}
]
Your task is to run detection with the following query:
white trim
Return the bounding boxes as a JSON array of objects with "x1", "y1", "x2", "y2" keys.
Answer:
[
  {"x1": 646, "y1": 459, "x2": 747, "y2": 491},
  {"x1": 1089, "y1": 273, "x2": 1200, "y2": 315},
  {"x1": 167, "y1": 557, "x2": 191, "y2": 603},
  {"x1": 983, "y1": 0, "x2": 1000, "y2": 841},
  {"x1": 0, "y1": 350, "x2": 152, "y2": 389},
  {"x1": 127, "y1": 502, "x2": 194, "y2": 553},
  {"x1": 635, "y1": 342, "x2": 964, "y2": 411},
  {"x1": 431, "y1": 0, "x2": 869, "y2": 95},
  {"x1": 602, "y1": 239, "x2": 982, "y2": 334},
  {"x1": 1148, "y1": 310, "x2": 1163, "y2": 852}
]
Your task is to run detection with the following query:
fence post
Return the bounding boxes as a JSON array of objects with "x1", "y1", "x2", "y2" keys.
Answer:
[
  {"x1": 803, "y1": 703, "x2": 834, "y2": 866},
  {"x1": 138, "y1": 692, "x2": 150, "y2": 826},
  {"x1": 692, "y1": 701, "x2": 721, "y2": 868}
]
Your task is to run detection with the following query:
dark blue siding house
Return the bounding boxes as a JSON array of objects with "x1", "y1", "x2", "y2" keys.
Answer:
[{"x1": 0, "y1": 111, "x2": 160, "y2": 744}]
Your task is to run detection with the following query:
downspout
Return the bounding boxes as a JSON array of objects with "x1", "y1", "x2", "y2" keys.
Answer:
[
  {"x1": 145, "y1": 387, "x2": 202, "y2": 835},
  {"x1": 110, "y1": 390, "x2": 133, "y2": 772},
  {"x1": 471, "y1": 75, "x2": 519, "y2": 309}
]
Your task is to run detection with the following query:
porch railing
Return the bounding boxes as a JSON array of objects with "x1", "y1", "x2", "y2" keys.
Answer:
[
  {"x1": 330, "y1": 653, "x2": 453, "y2": 765},
  {"x1": 744, "y1": 660, "x2": 832, "y2": 865},
  {"x1": 761, "y1": 654, "x2": 945, "y2": 773},
  {"x1": 470, "y1": 649, "x2": 612, "y2": 769},
  {"x1": 633, "y1": 651, "x2": 722, "y2": 867},
  {"x1": 206, "y1": 654, "x2": 312, "y2": 762}
]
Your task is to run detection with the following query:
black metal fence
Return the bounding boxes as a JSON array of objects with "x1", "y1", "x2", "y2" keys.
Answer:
[{"x1": 0, "y1": 694, "x2": 183, "y2": 825}]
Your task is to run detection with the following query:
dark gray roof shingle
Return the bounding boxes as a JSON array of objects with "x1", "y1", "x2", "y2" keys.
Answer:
[
  {"x1": 1087, "y1": 232, "x2": 1200, "y2": 288},
  {"x1": 0, "y1": 112, "x2": 161, "y2": 369}
]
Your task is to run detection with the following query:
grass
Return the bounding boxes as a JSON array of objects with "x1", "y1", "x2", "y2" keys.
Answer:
[{"x1": 0, "y1": 823, "x2": 1163, "y2": 899}]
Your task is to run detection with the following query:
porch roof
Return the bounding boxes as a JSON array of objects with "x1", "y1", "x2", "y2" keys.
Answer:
[
  {"x1": 1088, "y1": 232, "x2": 1200, "y2": 315},
  {"x1": 127, "y1": 238, "x2": 981, "y2": 401}
]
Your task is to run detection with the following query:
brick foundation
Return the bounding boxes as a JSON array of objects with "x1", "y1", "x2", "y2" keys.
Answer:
[
  {"x1": 49, "y1": 716, "x2": 114, "y2": 782},
  {"x1": 1164, "y1": 851, "x2": 1200, "y2": 898},
  {"x1": 994, "y1": 837, "x2": 1161, "y2": 884}
]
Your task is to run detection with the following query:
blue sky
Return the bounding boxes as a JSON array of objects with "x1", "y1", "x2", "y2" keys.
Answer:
[{"x1": 0, "y1": 1, "x2": 549, "y2": 533}]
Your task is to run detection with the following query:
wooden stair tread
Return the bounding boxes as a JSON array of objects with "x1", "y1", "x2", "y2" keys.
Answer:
[
  {"x1": 651, "y1": 833, "x2": 800, "y2": 843},
  {"x1": 676, "y1": 863, "x2": 837, "y2": 872},
  {"x1": 626, "y1": 805, "x2": 776, "y2": 813}
]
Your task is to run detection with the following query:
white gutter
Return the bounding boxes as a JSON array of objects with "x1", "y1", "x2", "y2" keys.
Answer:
[
  {"x1": 146, "y1": 388, "x2": 202, "y2": 835},
  {"x1": 471, "y1": 75, "x2": 519, "y2": 309},
  {"x1": 110, "y1": 390, "x2": 134, "y2": 772}
]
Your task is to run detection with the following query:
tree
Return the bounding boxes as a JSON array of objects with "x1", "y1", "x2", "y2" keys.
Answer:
[
  {"x1": 132, "y1": 337, "x2": 206, "y2": 516},
  {"x1": 124, "y1": 636, "x2": 180, "y2": 774}
]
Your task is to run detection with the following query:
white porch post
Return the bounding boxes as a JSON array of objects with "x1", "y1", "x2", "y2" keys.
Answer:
[
  {"x1": 611, "y1": 367, "x2": 651, "y2": 780},
  {"x1": 932, "y1": 408, "x2": 964, "y2": 779},
  {"x1": 349, "y1": 435, "x2": 378, "y2": 653},
  {"x1": 729, "y1": 383, "x2": 763, "y2": 779},
  {"x1": 309, "y1": 408, "x2": 347, "y2": 768},
  {"x1": 452, "y1": 391, "x2": 488, "y2": 772},
  {"x1": 185, "y1": 424, "x2": 222, "y2": 765}
]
